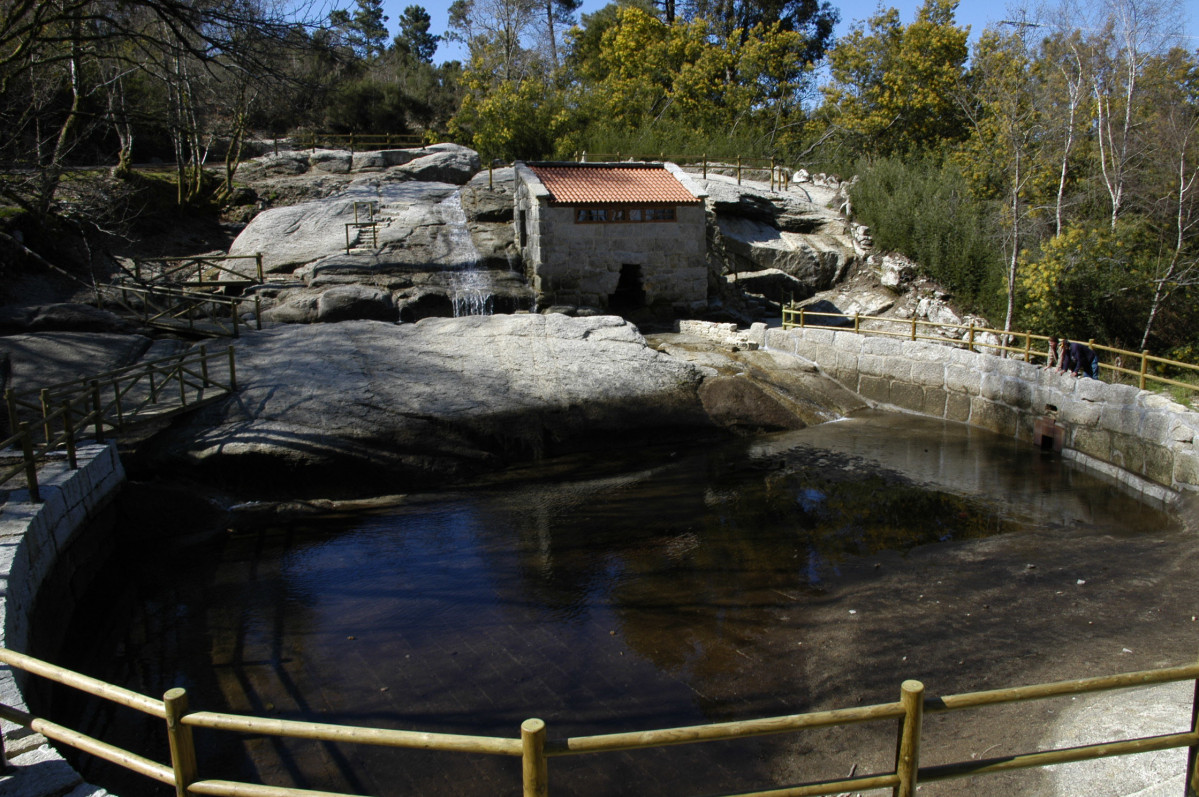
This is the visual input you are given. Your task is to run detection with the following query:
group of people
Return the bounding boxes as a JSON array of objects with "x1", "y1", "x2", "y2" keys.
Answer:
[{"x1": 1046, "y1": 336, "x2": 1099, "y2": 379}]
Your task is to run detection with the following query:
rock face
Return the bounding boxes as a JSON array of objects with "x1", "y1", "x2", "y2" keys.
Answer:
[
  {"x1": 142, "y1": 315, "x2": 715, "y2": 494},
  {"x1": 695, "y1": 174, "x2": 857, "y2": 308},
  {"x1": 230, "y1": 169, "x2": 530, "y2": 324},
  {"x1": 0, "y1": 332, "x2": 186, "y2": 395}
]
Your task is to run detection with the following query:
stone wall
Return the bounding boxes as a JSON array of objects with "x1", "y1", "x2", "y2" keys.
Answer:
[
  {"x1": 0, "y1": 443, "x2": 124, "y2": 796},
  {"x1": 766, "y1": 326, "x2": 1199, "y2": 500},
  {"x1": 679, "y1": 320, "x2": 1199, "y2": 501}
]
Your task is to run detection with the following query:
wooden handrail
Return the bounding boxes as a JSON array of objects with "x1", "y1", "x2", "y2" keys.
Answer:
[
  {"x1": 781, "y1": 305, "x2": 1199, "y2": 397},
  {"x1": 183, "y1": 711, "x2": 522, "y2": 756},
  {"x1": 2, "y1": 346, "x2": 237, "y2": 497},
  {"x1": 1, "y1": 646, "x2": 1197, "y2": 797},
  {"x1": 551, "y1": 700, "x2": 905, "y2": 755},
  {"x1": 0, "y1": 647, "x2": 165, "y2": 717}
]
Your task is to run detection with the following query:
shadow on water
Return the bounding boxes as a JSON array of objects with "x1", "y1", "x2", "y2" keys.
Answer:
[{"x1": 36, "y1": 411, "x2": 1188, "y2": 796}]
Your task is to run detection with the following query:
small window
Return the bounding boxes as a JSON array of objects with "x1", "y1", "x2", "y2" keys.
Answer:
[
  {"x1": 576, "y1": 208, "x2": 607, "y2": 223},
  {"x1": 646, "y1": 207, "x2": 675, "y2": 221},
  {"x1": 627, "y1": 208, "x2": 643, "y2": 222}
]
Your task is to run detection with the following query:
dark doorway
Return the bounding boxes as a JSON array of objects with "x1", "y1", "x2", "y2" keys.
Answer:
[{"x1": 609, "y1": 264, "x2": 645, "y2": 312}]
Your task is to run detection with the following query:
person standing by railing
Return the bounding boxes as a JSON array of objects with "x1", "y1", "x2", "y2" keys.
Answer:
[
  {"x1": 1060, "y1": 337, "x2": 1100, "y2": 379},
  {"x1": 1045, "y1": 336, "x2": 1063, "y2": 370}
]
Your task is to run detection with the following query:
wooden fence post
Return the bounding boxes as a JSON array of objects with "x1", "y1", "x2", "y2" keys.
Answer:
[
  {"x1": 894, "y1": 680, "x2": 924, "y2": 797},
  {"x1": 737, "y1": 156, "x2": 742, "y2": 185},
  {"x1": 968, "y1": 324, "x2": 975, "y2": 353},
  {"x1": 164, "y1": 688, "x2": 199, "y2": 797},
  {"x1": 255, "y1": 252, "x2": 264, "y2": 284},
  {"x1": 1140, "y1": 350, "x2": 1149, "y2": 390},
  {"x1": 5, "y1": 389, "x2": 18, "y2": 443},
  {"x1": 90, "y1": 381, "x2": 103, "y2": 443},
  {"x1": 228, "y1": 346, "x2": 237, "y2": 391},
  {"x1": 39, "y1": 389, "x2": 51, "y2": 446},
  {"x1": 177, "y1": 355, "x2": 187, "y2": 405},
  {"x1": 770, "y1": 157, "x2": 776, "y2": 191},
  {"x1": 19, "y1": 423, "x2": 40, "y2": 502},
  {"x1": 799, "y1": 307, "x2": 805, "y2": 328},
  {"x1": 1024, "y1": 333, "x2": 1032, "y2": 363},
  {"x1": 910, "y1": 318, "x2": 917, "y2": 341},
  {"x1": 1187, "y1": 668, "x2": 1199, "y2": 796},
  {"x1": 703, "y1": 153, "x2": 707, "y2": 179},
  {"x1": 522, "y1": 718, "x2": 548, "y2": 797},
  {"x1": 62, "y1": 401, "x2": 77, "y2": 469},
  {"x1": 232, "y1": 301, "x2": 241, "y2": 338},
  {"x1": 854, "y1": 312, "x2": 860, "y2": 334},
  {"x1": 112, "y1": 377, "x2": 124, "y2": 426}
]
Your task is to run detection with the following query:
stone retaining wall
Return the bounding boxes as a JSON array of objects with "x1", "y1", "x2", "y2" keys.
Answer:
[
  {"x1": 0, "y1": 443, "x2": 124, "y2": 796},
  {"x1": 679, "y1": 320, "x2": 1199, "y2": 500}
]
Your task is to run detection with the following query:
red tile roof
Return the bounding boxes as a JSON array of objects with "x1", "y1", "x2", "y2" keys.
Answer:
[{"x1": 529, "y1": 164, "x2": 702, "y2": 205}]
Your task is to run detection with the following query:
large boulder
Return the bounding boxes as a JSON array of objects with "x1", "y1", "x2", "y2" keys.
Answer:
[
  {"x1": 695, "y1": 174, "x2": 857, "y2": 297},
  {"x1": 381, "y1": 144, "x2": 481, "y2": 185},
  {"x1": 717, "y1": 216, "x2": 852, "y2": 289},
  {"x1": 309, "y1": 149, "x2": 351, "y2": 174},
  {"x1": 315, "y1": 285, "x2": 397, "y2": 322},
  {"x1": 140, "y1": 315, "x2": 714, "y2": 494},
  {"x1": 228, "y1": 181, "x2": 466, "y2": 274}
]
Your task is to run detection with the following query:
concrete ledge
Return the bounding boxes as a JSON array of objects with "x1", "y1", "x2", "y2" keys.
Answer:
[{"x1": 0, "y1": 443, "x2": 124, "y2": 796}]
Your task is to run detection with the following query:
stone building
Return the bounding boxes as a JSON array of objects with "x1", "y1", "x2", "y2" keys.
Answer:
[{"x1": 513, "y1": 161, "x2": 709, "y2": 313}]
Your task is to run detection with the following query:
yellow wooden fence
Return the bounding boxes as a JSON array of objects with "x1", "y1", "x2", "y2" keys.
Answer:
[
  {"x1": 781, "y1": 305, "x2": 1199, "y2": 398},
  {"x1": 1, "y1": 646, "x2": 1196, "y2": 796}
]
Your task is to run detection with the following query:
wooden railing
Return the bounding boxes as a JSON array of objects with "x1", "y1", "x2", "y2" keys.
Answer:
[
  {"x1": 1, "y1": 346, "x2": 236, "y2": 500},
  {"x1": 295, "y1": 132, "x2": 426, "y2": 153},
  {"x1": 781, "y1": 305, "x2": 1199, "y2": 398},
  {"x1": 97, "y1": 283, "x2": 261, "y2": 338},
  {"x1": 1, "y1": 646, "x2": 1196, "y2": 796},
  {"x1": 126, "y1": 254, "x2": 265, "y2": 291}
]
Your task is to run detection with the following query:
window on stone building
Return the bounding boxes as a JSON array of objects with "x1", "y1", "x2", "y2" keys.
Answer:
[{"x1": 574, "y1": 206, "x2": 677, "y2": 224}]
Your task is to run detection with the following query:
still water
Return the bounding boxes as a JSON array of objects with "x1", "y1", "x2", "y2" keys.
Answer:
[{"x1": 45, "y1": 411, "x2": 1182, "y2": 796}]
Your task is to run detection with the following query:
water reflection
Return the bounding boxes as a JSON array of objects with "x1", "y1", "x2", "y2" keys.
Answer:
[{"x1": 45, "y1": 411, "x2": 1181, "y2": 796}]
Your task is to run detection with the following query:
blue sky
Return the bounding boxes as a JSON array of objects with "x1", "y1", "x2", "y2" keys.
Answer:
[{"x1": 377, "y1": 0, "x2": 1199, "y2": 65}]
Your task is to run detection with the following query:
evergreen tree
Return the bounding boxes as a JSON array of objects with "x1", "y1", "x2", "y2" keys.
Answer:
[
  {"x1": 394, "y1": 5, "x2": 440, "y2": 63},
  {"x1": 330, "y1": 0, "x2": 390, "y2": 58}
]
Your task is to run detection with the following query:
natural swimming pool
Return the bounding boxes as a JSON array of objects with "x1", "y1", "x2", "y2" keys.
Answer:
[{"x1": 41, "y1": 411, "x2": 1195, "y2": 796}]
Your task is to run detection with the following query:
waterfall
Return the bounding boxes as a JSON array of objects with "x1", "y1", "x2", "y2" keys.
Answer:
[{"x1": 439, "y1": 189, "x2": 494, "y2": 317}]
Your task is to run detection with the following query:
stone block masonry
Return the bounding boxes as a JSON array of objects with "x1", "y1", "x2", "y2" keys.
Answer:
[
  {"x1": 0, "y1": 442, "x2": 124, "y2": 797},
  {"x1": 681, "y1": 320, "x2": 1199, "y2": 501},
  {"x1": 763, "y1": 327, "x2": 1199, "y2": 501}
]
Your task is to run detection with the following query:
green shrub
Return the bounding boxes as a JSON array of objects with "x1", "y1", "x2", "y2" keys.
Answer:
[{"x1": 849, "y1": 157, "x2": 1004, "y2": 316}]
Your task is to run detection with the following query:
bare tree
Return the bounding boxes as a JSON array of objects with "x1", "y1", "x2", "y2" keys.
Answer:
[
  {"x1": 1137, "y1": 48, "x2": 1199, "y2": 349},
  {"x1": 1088, "y1": 0, "x2": 1182, "y2": 228}
]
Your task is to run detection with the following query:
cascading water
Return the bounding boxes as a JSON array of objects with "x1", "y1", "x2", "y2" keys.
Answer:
[{"x1": 439, "y1": 189, "x2": 494, "y2": 317}]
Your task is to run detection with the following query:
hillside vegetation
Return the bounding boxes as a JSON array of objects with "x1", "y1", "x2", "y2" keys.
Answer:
[{"x1": 0, "y1": 0, "x2": 1196, "y2": 361}]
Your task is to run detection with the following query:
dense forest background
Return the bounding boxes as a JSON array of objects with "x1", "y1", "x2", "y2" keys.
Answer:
[{"x1": 0, "y1": 0, "x2": 1196, "y2": 361}]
